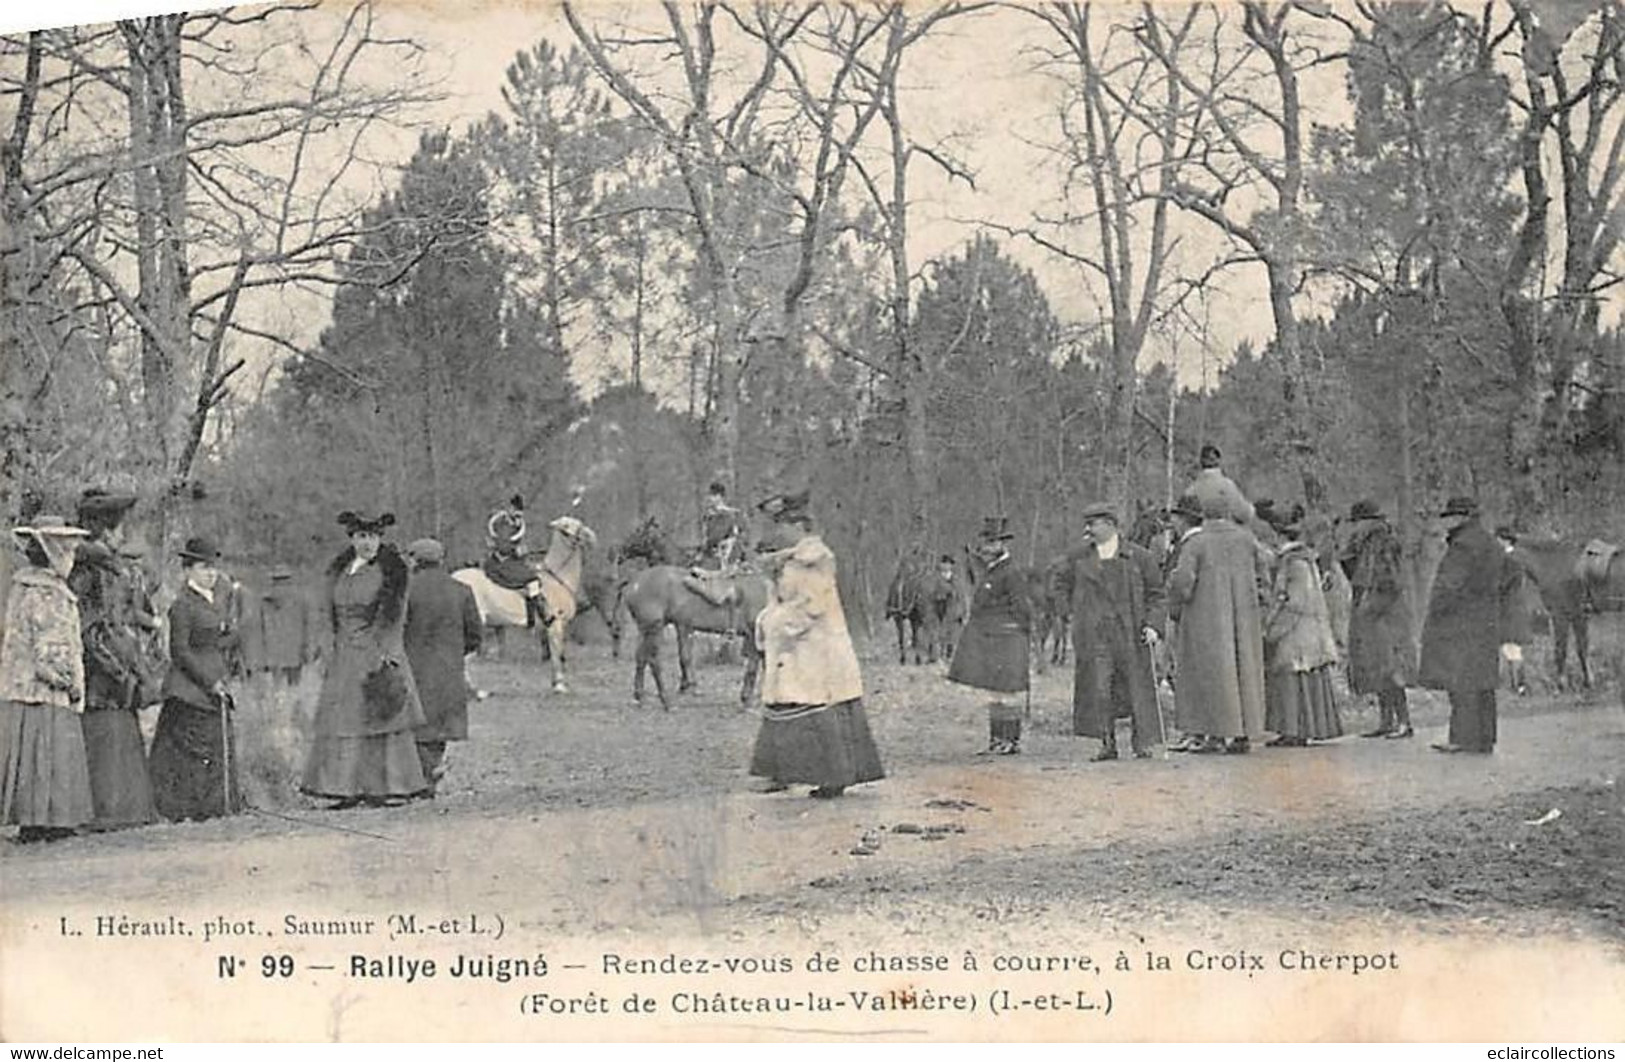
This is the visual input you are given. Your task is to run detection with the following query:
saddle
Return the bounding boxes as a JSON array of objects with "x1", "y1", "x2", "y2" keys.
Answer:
[
  {"x1": 1574, "y1": 539, "x2": 1619, "y2": 585},
  {"x1": 683, "y1": 567, "x2": 740, "y2": 607}
]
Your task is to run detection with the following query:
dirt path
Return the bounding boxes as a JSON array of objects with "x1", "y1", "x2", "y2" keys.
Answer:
[{"x1": 3, "y1": 649, "x2": 1623, "y2": 1040}]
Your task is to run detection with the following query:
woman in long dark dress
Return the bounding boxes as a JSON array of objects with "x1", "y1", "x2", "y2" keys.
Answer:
[
  {"x1": 149, "y1": 536, "x2": 243, "y2": 821},
  {"x1": 0, "y1": 514, "x2": 94, "y2": 842},
  {"x1": 70, "y1": 488, "x2": 159, "y2": 829},
  {"x1": 301, "y1": 511, "x2": 427, "y2": 807}
]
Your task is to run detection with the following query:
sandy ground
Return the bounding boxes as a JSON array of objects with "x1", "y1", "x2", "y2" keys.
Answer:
[{"x1": 3, "y1": 637, "x2": 1623, "y2": 1041}]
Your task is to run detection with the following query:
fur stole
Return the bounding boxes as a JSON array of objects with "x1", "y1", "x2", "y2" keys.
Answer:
[{"x1": 326, "y1": 543, "x2": 409, "y2": 627}]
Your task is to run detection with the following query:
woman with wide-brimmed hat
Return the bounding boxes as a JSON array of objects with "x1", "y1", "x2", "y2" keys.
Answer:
[
  {"x1": 69, "y1": 487, "x2": 159, "y2": 829},
  {"x1": 948, "y1": 516, "x2": 1032, "y2": 755},
  {"x1": 0, "y1": 513, "x2": 94, "y2": 842},
  {"x1": 148, "y1": 534, "x2": 243, "y2": 821},
  {"x1": 301, "y1": 511, "x2": 428, "y2": 807},
  {"x1": 749, "y1": 490, "x2": 884, "y2": 799}
]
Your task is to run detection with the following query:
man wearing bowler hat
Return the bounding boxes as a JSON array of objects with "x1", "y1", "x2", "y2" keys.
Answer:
[
  {"x1": 1054, "y1": 503, "x2": 1167, "y2": 761},
  {"x1": 1418, "y1": 496, "x2": 1524, "y2": 754}
]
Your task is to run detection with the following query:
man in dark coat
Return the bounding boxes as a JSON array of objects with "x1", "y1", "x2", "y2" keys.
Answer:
[
  {"x1": 240, "y1": 566, "x2": 320, "y2": 686},
  {"x1": 404, "y1": 538, "x2": 483, "y2": 793},
  {"x1": 1419, "y1": 497, "x2": 1521, "y2": 754},
  {"x1": 948, "y1": 516, "x2": 1032, "y2": 755},
  {"x1": 1055, "y1": 503, "x2": 1167, "y2": 761},
  {"x1": 1341, "y1": 500, "x2": 1417, "y2": 738}
]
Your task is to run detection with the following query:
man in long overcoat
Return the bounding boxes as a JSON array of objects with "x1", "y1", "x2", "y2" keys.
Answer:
[
  {"x1": 948, "y1": 517, "x2": 1032, "y2": 755},
  {"x1": 1419, "y1": 497, "x2": 1520, "y2": 754},
  {"x1": 1055, "y1": 504, "x2": 1167, "y2": 761},
  {"x1": 404, "y1": 538, "x2": 483, "y2": 792},
  {"x1": 1166, "y1": 496, "x2": 1267, "y2": 752},
  {"x1": 1341, "y1": 500, "x2": 1418, "y2": 738},
  {"x1": 240, "y1": 566, "x2": 320, "y2": 686}
]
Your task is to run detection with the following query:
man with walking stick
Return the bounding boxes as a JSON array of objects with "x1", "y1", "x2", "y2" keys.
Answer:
[{"x1": 1054, "y1": 503, "x2": 1168, "y2": 762}]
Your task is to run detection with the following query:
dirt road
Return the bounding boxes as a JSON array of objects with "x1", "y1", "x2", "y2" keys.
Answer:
[{"x1": 3, "y1": 645, "x2": 1622, "y2": 1040}]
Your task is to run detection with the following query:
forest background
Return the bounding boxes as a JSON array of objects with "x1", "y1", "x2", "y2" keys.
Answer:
[{"x1": 2, "y1": 0, "x2": 1622, "y2": 631}]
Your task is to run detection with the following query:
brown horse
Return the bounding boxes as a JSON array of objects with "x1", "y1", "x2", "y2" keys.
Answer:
[
  {"x1": 619, "y1": 565, "x2": 771, "y2": 710},
  {"x1": 1511, "y1": 537, "x2": 1624, "y2": 690}
]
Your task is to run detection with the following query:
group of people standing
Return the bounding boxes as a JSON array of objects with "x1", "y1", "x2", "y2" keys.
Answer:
[
  {"x1": 0, "y1": 458, "x2": 1538, "y2": 840},
  {"x1": 947, "y1": 445, "x2": 1530, "y2": 761},
  {"x1": 0, "y1": 495, "x2": 486, "y2": 844}
]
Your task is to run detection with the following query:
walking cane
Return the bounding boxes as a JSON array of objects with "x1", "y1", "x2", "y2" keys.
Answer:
[
  {"x1": 219, "y1": 688, "x2": 235, "y2": 817},
  {"x1": 1147, "y1": 634, "x2": 1171, "y2": 760}
]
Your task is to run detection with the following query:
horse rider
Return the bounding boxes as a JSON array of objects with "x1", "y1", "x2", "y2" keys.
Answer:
[
  {"x1": 699, "y1": 480, "x2": 745, "y2": 571},
  {"x1": 685, "y1": 481, "x2": 746, "y2": 616},
  {"x1": 482, "y1": 494, "x2": 550, "y2": 628}
]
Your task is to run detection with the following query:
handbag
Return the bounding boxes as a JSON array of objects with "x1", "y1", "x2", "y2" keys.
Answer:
[{"x1": 361, "y1": 658, "x2": 410, "y2": 725}]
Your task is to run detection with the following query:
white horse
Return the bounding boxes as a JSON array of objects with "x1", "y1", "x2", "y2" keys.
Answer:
[{"x1": 453, "y1": 515, "x2": 598, "y2": 694}]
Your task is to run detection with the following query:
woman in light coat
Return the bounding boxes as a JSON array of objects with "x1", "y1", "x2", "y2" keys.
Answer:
[
  {"x1": 749, "y1": 491, "x2": 883, "y2": 799},
  {"x1": 1262, "y1": 517, "x2": 1343, "y2": 746},
  {"x1": 0, "y1": 514, "x2": 94, "y2": 842}
]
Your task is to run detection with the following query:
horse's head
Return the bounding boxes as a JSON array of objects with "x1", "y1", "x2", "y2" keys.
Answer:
[{"x1": 547, "y1": 515, "x2": 598, "y2": 553}]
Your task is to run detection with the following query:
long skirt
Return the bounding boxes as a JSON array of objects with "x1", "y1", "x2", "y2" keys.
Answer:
[
  {"x1": 1265, "y1": 667, "x2": 1343, "y2": 741},
  {"x1": 149, "y1": 698, "x2": 242, "y2": 821},
  {"x1": 81, "y1": 708, "x2": 157, "y2": 828},
  {"x1": 301, "y1": 732, "x2": 427, "y2": 799},
  {"x1": 750, "y1": 699, "x2": 885, "y2": 790},
  {"x1": 0, "y1": 700, "x2": 94, "y2": 829}
]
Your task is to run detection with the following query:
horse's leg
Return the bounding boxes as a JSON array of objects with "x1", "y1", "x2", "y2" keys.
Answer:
[
  {"x1": 676, "y1": 624, "x2": 695, "y2": 694},
  {"x1": 547, "y1": 617, "x2": 568, "y2": 694},
  {"x1": 632, "y1": 626, "x2": 647, "y2": 705},
  {"x1": 739, "y1": 631, "x2": 761, "y2": 708},
  {"x1": 1553, "y1": 611, "x2": 1571, "y2": 688},
  {"x1": 640, "y1": 623, "x2": 671, "y2": 711},
  {"x1": 893, "y1": 615, "x2": 906, "y2": 665},
  {"x1": 1575, "y1": 611, "x2": 1593, "y2": 690}
]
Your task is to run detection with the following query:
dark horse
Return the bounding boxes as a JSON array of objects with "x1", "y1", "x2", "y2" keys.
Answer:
[
  {"x1": 1511, "y1": 537, "x2": 1625, "y2": 690},
  {"x1": 885, "y1": 551, "x2": 965, "y2": 665},
  {"x1": 619, "y1": 565, "x2": 770, "y2": 710},
  {"x1": 608, "y1": 514, "x2": 770, "y2": 709}
]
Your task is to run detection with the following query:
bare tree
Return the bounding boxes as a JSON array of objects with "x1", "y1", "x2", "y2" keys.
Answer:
[
  {"x1": 0, "y1": 2, "x2": 438, "y2": 548},
  {"x1": 1138, "y1": 1, "x2": 1327, "y2": 503},
  {"x1": 1498, "y1": 0, "x2": 1625, "y2": 522},
  {"x1": 999, "y1": 2, "x2": 1198, "y2": 512}
]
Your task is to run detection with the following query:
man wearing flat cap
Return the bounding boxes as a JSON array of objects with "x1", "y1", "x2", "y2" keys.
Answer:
[
  {"x1": 1053, "y1": 503, "x2": 1167, "y2": 760},
  {"x1": 1418, "y1": 496, "x2": 1525, "y2": 754},
  {"x1": 403, "y1": 538, "x2": 483, "y2": 794}
]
